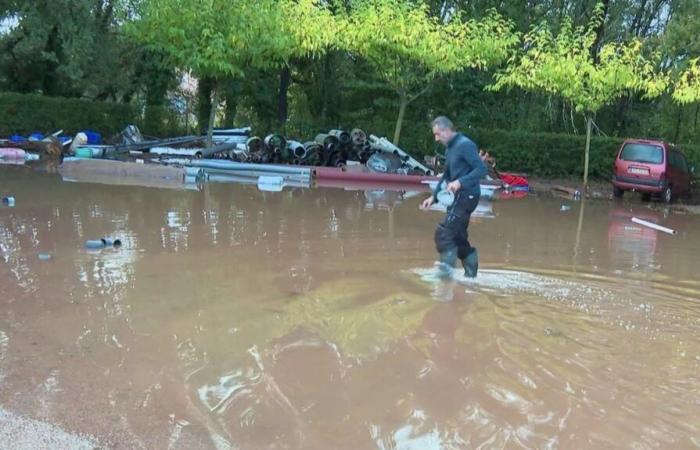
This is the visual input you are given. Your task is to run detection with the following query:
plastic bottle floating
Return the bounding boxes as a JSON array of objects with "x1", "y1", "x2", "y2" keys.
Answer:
[
  {"x1": 2, "y1": 196, "x2": 15, "y2": 207},
  {"x1": 85, "y1": 238, "x2": 122, "y2": 249}
]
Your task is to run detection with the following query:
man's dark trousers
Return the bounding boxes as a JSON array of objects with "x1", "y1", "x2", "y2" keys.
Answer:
[{"x1": 434, "y1": 191, "x2": 480, "y2": 260}]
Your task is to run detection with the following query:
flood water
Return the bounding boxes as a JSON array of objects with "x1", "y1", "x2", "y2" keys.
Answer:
[{"x1": 1, "y1": 167, "x2": 700, "y2": 449}]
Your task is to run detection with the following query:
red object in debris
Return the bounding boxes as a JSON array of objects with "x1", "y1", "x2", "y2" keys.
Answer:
[
  {"x1": 499, "y1": 172, "x2": 529, "y2": 187},
  {"x1": 315, "y1": 178, "x2": 432, "y2": 192},
  {"x1": 313, "y1": 166, "x2": 438, "y2": 184}
]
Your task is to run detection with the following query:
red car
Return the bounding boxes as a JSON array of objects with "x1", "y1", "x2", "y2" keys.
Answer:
[{"x1": 612, "y1": 139, "x2": 694, "y2": 203}]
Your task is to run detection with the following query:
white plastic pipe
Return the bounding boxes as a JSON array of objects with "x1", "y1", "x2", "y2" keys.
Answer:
[{"x1": 631, "y1": 217, "x2": 677, "y2": 235}]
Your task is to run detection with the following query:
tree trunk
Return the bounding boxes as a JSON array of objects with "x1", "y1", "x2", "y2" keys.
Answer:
[
  {"x1": 393, "y1": 92, "x2": 408, "y2": 146},
  {"x1": 41, "y1": 25, "x2": 61, "y2": 96},
  {"x1": 223, "y1": 79, "x2": 238, "y2": 128},
  {"x1": 573, "y1": 198, "x2": 586, "y2": 272},
  {"x1": 207, "y1": 87, "x2": 219, "y2": 148},
  {"x1": 197, "y1": 77, "x2": 214, "y2": 134},
  {"x1": 630, "y1": 0, "x2": 648, "y2": 36},
  {"x1": 144, "y1": 72, "x2": 169, "y2": 136},
  {"x1": 278, "y1": 65, "x2": 291, "y2": 132},
  {"x1": 614, "y1": 95, "x2": 630, "y2": 136},
  {"x1": 590, "y1": 0, "x2": 610, "y2": 64},
  {"x1": 583, "y1": 115, "x2": 592, "y2": 189},
  {"x1": 674, "y1": 104, "x2": 683, "y2": 143}
]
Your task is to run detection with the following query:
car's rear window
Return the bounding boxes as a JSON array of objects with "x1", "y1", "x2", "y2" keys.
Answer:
[{"x1": 619, "y1": 143, "x2": 664, "y2": 164}]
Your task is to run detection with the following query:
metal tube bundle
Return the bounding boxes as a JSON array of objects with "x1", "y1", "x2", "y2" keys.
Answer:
[
  {"x1": 368, "y1": 135, "x2": 434, "y2": 175},
  {"x1": 287, "y1": 140, "x2": 307, "y2": 164},
  {"x1": 328, "y1": 129, "x2": 351, "y2": 146},
  {"x1": 184, "y1": 166, "x2": 310, "y2": 190},
  {"x1": 151, "y1": 147, "x2": 204, "y2": 158},
  {"x1": 185, "y1": 166, "x2": 310, "y2": 182},
  {"x1": 314, "y1": 133, "x2": 345, "y2": 167},
  {"x1": 246, "y1": 136, "x2": 265, "y2": 154},
  {"x1": 350, "y1": 128, "x2": 367, "y2": 146},
  {"x1": 147, "y1": 126, "x2": 430, "y2": 177},
  {"x1": 185, "y1": 159, "x2": 312, "y2": 179},
  {"x1": 264, "y1": 134, "x2": 287, "y2": 160},
  {"x1": 208, "y1": 174, "x2": 310, "y2": 189}
]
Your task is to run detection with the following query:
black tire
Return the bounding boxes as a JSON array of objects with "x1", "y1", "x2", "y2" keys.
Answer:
[
  {"x1": 662, "y1": 186, "x2": 672, "y2": 204},
  {"x1": 613, "y1": 186, "x2": 624, "y2": 198}
]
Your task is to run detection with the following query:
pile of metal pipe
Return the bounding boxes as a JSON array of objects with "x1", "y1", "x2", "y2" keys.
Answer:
[
  {"x1": 74, "y1": 135, "x2": 203, "y2": 156},
  {"x1": 219, "y1": 127, "x2": 377, "y2": 167},
  {"x1": 134, "y1": 125, "x2": 434, "y2": 177},
  {"x1": 211, "y1": 127, "x2": 251, "y2": 146},
  {"x1": 368, "y1": 135, "x2": 435, "y2": 176}
]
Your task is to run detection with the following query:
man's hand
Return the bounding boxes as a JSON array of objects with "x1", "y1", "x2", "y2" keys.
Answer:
[
  {"x1": 447, "y1": 180, "x2": 461, "y2": 193},
  {"x1": 420, "y1": 196, "x2": 434, "y2": 210}
]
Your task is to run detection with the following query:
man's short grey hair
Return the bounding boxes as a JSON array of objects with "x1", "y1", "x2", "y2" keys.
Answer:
[{"x1": 431, "y1": 116, "x2": 454, "y2": 130}]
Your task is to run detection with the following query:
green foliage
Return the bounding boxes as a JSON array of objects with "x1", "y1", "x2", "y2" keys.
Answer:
[
  {"x1": 131, "y1": 0, "x2": 343, "y2": 138},
  {"x1": 132, "y1": 0, "x2": 342, "y2": 78},
  {"x1": 0, "y1": 92, "x2": 181, "y2": 137},
  {"x1": 344, "y1": 0, "x2": 518, "y2": 143},
  {"x1": 345, "y1": 2, "x2": 517, "y2": 86},
  {"x1": 488, "y1": 5, "x2": 669, "y2": 186},
  {"x1": 673, "y1": 58, "x2": 700, "y2": 105},
  {"x1": 472, "y1": 128, "x2": 624, "y2": 179},
  {"x1": 490, "y1": 9, "x2": 667, "y2": 114},
  {"x1": 0, "y1": 0, "x2": 139, "y2": 99},
  {"x1": 663, "y1": 0, "x2": 700, "y2": 59}
]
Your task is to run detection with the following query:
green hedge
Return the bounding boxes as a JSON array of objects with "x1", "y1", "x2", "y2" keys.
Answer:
[
  {"x1": 0, "y1": 92, "x2": 185, "y2": 137},
  {"x1": 470, "y1": 129, "x2": 700, "y2": 180},
  {"x1": 0, "y1": 92, "x2": 139, "y2": 136},
  {"x1": 386, "y1": 122, "x2": 700, "y2": 180},
  {"x1": 470, "y1": 129, "x2": 622, "y2": 179}
]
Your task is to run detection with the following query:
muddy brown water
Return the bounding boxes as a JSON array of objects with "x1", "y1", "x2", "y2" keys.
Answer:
[{"x1": 1, "y1": 167, "x2": 699, "y2": 449}]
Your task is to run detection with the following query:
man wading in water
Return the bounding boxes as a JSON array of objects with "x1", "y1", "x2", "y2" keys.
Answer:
[{"x1": 421, "y1": 116, "x2": 487, "y2": 278}]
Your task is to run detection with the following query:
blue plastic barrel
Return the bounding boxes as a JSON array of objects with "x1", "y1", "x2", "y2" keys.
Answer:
[{"x1": 81, "y1": 130, "x2": 102, "y2": 145}]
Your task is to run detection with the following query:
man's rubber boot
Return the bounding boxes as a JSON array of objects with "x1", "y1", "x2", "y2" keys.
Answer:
[
  {"x1": 436, "y1": 248, "x2": 457, "y2": 279},
  {"x1": 462, "y1": 248, "x2": 479, "y2": 278}
]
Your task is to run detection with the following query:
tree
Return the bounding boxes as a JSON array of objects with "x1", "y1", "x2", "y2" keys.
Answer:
[
  {"x1": 670, "y1": 58, "x2": 700, "y2": 140},
  {"x1": 0, "y1": 0, "x2": 136, "y2": 99},
  {"x1": 490, "y1": 6, "x2": 667, "y2": 188},
  {"x1": 295, "y1": 51, "x2": 350, "y2": 127},
  {"x1": 672, "y1": 58, "x2": 700, "y2": 105},
  {"x1": 344, "y1": 0, "x2": 518, "y2": 145},
  {"x1": 131, "y1": 49, "x2": 179, "y2": 135},
  {"x1": 132, "y1": 0, "x2": 342, "y2": 144}
]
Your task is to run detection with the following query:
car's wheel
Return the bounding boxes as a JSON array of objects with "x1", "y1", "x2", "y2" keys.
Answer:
[
  {"x1": 663, "y1": 186, "x2": 672, "y2": 203},
  {"x1": 613, "y1": 186, "x2": 624, "y2": 198}
]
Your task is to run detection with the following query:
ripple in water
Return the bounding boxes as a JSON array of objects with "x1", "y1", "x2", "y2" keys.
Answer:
[{"x1": 409, "y1": 266, "x2": 700, "y2": 448}]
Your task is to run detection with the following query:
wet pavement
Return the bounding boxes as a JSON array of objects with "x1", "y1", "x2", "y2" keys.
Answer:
[{"x1": 1, "y1": 167, "x2": 700, "y2": 449}]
